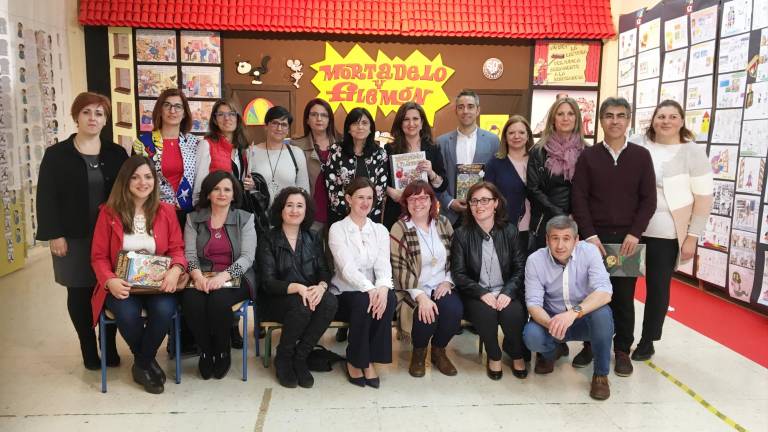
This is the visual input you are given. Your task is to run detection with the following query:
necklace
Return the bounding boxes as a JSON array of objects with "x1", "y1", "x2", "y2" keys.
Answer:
[
  {"x1": 265, "y1": 144, "x2": 285, "y2": 196},
  {"x1": 134, "y1": 214, "x2": 147, "y2": 235},
  {"x1": 213, "y1": 227, "x2": 223, "y2": 239},
  {"x1": 415, "y1": 223, "x2": 438, "y2": 267},
  {"x1": 74, "y1": 136, "x2": 100, "y2": 168}
]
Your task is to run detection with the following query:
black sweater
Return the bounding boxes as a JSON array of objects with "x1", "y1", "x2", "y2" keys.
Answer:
[{"x1": 35, "y1": 134, "x2": 128, "y2": 240}]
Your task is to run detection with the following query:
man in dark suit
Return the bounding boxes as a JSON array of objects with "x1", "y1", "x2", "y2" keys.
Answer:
[{"x1": 437, "y1": 90, "x2": 500, "y2": 225}]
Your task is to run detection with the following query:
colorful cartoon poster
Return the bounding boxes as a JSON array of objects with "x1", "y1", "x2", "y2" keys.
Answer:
[
  {"x1": 135, "y1": 29, "x2": 177, "y2": 63},
  {"x1": 188, "y1": 100, "x2": 216, "y2": 133},
  {"x1": 180, "y1": 31, "x2": 221, "y2": 64},
  {"x1": 619, "y1": 28, "x2": 637, "y2": 59},
  {"x1": 664, "y1": 15, "x2": 688, "y2": 51},
  {"x1": 532, "y1": 41, "x2": 601, "y2": 86},
  {"x1": 699, "y1": 214, "x2": 732, "y2": 251},
  {"x1": 716, "y1": 71, "x2": 747, "y2": 109},
  {"x1": 479, "y1": 115, "x2": 509, "y2": 141},
  {"x1": 685, "y1": 109, "x2": 711, "y2": 142},
  {"x1": 639, "y1": 18, "x2": 661, "y2": 52},
  {"x1": 136, "y1": 65, "x2": 178, "y2": 97},
  {"x1": 690, "y1": 5, "x2": 719, "y2": 44},
  {"x1": 390, "y1": 151, "x2": 428, "y2": 190},
  {"x1": 181, "y1": 66, "x2": 221, "y2": 99},
  {"x1": 138, "y1": 99, "x2": 155, "y2": 132},
  {"x1": 530, "y1": 89, "x2": 598, "y2": 136},
  {"x1": 735, "y1": 157, "x2": 765, "y2": 195},
  {"x1": 662, "y1": 48, "x2": 687, "y2": 82},
  {"x1": 711, "y1": 109, "x2": 743, "y2": 143},
  {"x1": 740, "y1": 120, "x2": 768, "y2": 157},
  {"x1": 709, "y1": 145, "x2": 738, "y2": 180}
]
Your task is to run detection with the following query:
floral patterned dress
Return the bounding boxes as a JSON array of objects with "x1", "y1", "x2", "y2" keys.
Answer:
[{"x1": 323, "y1": 143, "x2": 388, "y2": 224}]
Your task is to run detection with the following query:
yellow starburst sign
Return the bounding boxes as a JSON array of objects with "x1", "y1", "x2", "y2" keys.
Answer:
[{"x1": 311, "y1": 43, "x2": 455, "y2": 125}]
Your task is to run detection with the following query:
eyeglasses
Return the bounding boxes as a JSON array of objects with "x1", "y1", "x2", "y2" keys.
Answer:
[
  {"x1": 162, "y1": 102, "x2": 184, "y2": 112},
  {"x1": 269, "y1": 120, "x2": 290, "y2": 129},
  {"x1": 352, "y1": 119, "x2": 371, "y2": 128},
  {"x1": 601, "y1": 113, "x2": 629, "y2": 121},
  {"x1": 215, "y1": 111, "x2": 237, "y2": 119},
  {"x1": 468, "y1": 197, "x2": 496, "y2": 207},
  {"x1": 308, "y1": 112, "x2": 329, "y2": 119},
  {"x1": 406, "y1": 195, "x2": 430, "y2": 204}
]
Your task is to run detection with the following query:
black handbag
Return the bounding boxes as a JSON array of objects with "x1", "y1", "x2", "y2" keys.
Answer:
[{"x1": 306, "y1": 345, "x2": 345, "y2": 372}]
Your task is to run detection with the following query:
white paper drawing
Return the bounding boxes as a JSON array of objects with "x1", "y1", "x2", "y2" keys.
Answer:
[
  {"x1": 754, "y1": 0, "x2": 768, "y2": 30},
  {"x1": 696, "y1": 248, "x2": 728, "y2": 287},
  {"x1": 733, "y1": 193, "x2": 761, "y2": 232},
  {"x1": 727, "y1": 264, "x2": 754, "y2": 301},
  {"x1": 759, "y1": 206, "x2": 768, "y2": 244},
  {"x1": 618, "y1": 57, "x2": 636, "y2": 87},
  {"x1": 744, "y1": 81, "x2": 768, "y2": 120},
  {"x1": 699, "y1": 214, "x2": 732, "y2": 251},
  {"x1": 721, "y1": 0, "x2": 753, "y2": 37},
  {"x1": 634, "y1": 107, "x2": 655, "y2": 136},
  {"x1": 639, "y1": 18, "x2": 661, "y2": 52},
  {"x1": 636, "y1": 78, "x2": 659, "y2": 109},
  {"x1": 730, "y1": 229, "x2": 758, "y2": 270},
  {"x1": 757, "y1": 29, "x2": 768, "y2": 82},
  {"x1": 686, "y1": 109, "x2": 712, "y2": 142},
  {"x1": 688, "y1": 41, "x2": 716, "y2": 78},
  {"x1": 718, "y1": 34, "x2": 751, "y2": 74},
  {"x1": 690, "y1": 5, "x2": 719, "y2": 44},
  {"x1": 716, "y1": 71, "x2": 747, "y2": 109},
  {"x1": 757, "y1": 255, "x2": 768, "y2": 306},
  {"x1": 662, "y1": 48, "x2": 687, "y2": 83},
  {"x1": 711, "y1": 109, "x2": 743, "y2": 143},
  {"x1": 637, "y1": 48, "x2": 661, "y2": 80},
  {"x1": 619, "y1": 28, "x2": 637, "y2": 59},
  {"x1": 659, "y1": 81, "x2": 685, "y2": 105},
  {"x1": 618, "y1": 85, "x2": 634, "y2": 106},
  {"x1": 665, "y1": 15, "x2": 688, "y2": 51},
  {"x1": 712, "y1": 180, "x2": 735, "y2": 216},
  {"x1": 687, "y1": 75, "x2": 713, "y2": 110},
  {"x1": 740, "y1": 120, "x2": 768, "y2": 157},
  {"x1": 736, "y1": 157, "x2": 765, "y2": 195},
  {"x1": 709, "y1": 145, "x2": 739, "y2": 180}
]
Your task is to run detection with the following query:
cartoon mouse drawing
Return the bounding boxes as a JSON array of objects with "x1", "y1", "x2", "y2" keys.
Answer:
[
  {"x1": 286, "y1": 59, "x2": 304, "y2": 89},
  {"x1": 236, "y1": 56, "x2": 271, "y2": 85}
]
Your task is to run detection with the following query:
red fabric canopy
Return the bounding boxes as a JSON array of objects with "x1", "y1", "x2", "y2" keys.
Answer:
[{"x1": 79, "y1": 0, "x2": 615, "y2": 39}]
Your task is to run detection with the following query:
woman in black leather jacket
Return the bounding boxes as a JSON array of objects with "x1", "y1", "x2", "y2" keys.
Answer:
[
  {"x1": 527, "y1": 97, "x2": 587, "y2": 250},
  {"x1": 258, "y1": 187, "x2": 338, "y2": 389},
  {"x1": 451, "y1": 182, "x2": 528, "y2": 380}
]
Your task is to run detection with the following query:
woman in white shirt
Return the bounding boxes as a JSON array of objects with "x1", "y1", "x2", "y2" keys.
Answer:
[
  {"x1": 329, "y1": 177, "x2": 396, "y2": 388},
  {"x1": 245, "y1": 106, "x2": 310, "y2": 206},
  {"x1": 390, "y1": 180, "x2": 461, "y2": 378},
  {"x1": 631, "y1": 100, "x2": 713, "y2": 361}
]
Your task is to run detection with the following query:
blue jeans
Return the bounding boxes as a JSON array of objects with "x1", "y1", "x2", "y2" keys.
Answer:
[
  {"x1": 105, "y1": 293, "x2": 177, "y2": 369},
  {"x1": 411, "y1": 291, "x2": 463, "y2": 349},
  {"x1": 523, "y1": 305, "x2": 614, "y2": 375}
]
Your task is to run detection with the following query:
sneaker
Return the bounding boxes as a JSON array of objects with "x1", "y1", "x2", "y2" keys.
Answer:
[
  {"x1": 614, "y1": 351, "x2": 633, "y2": 377},
  {"x1": 589, "y1": 375, "x2": 610, "y2": 400},
  {"x1": 631, "y1": 341, "x2": 655, "y2": 361},
  {"x1": 572, "y1": 342, "x2": 593, "y2": 368}
]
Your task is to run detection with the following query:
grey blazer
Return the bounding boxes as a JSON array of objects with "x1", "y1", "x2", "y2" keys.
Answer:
[
  {"x1": 185, "y1": 208, "x2": 258, "y2": 298},
  {"x1": 436, "y1": 128, "x2": 500, "y2": 223}
]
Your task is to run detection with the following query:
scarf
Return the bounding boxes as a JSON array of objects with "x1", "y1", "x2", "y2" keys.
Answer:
[{"x1": 544, "y1": 133, "x2": 584, "y2": 181}]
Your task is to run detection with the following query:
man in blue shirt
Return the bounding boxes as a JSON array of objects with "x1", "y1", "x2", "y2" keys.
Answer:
[{"x1": 523, "y1": 216, "x2": 614, "y2": 400}]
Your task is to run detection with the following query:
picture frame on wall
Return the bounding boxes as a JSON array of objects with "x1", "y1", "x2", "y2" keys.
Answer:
[
  {"x1": 137, "y1": 64, "x2": 178, "y2": 98},
  {"x1": 138, "y1": 99, "x2": 156, "y2": 132},
  {"x1": 181, "y1": 66, "x2": 221, "y2": 99},
  {"x1": 112, "y1": 33, "x2": 130, "y2": 60},
  {"x1": 180, "y1": 31, "x2": 221, "y2": 64},
  {"x1": 530, "y1": 89, "x2": 598, "y2": 136},
  {"x1": 531, "y1": 40, "x2": 601, "y2": 87},
  {"x1": 135, "y1": 29, "x2": 177, "y2": 63},
  {"x1": 188, "y1": 100, "x2": 216, "y2": 133}
]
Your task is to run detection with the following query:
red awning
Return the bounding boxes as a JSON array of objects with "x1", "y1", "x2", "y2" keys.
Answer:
[{"x1": 79, "y1": 0, "x2": 615, "y2": 39}]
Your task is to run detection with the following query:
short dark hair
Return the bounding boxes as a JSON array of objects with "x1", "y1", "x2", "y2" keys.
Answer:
[
  {"x1": 345, "y1": 176, "x2": 375, "y2": 197},
  {"x1": 341, "y1": 107, "x2": 377, "y2": 156},
  {"x1": 153, "y1": 88, "x2": 192, "y2": 134},
  {"x1": 70, "y1": 92, "x2": 111, "y2": 122},
  {"x1": 456, "y1": 89, "x2": 480, "y2": 105},
  {"x1": 599, "y1": 97, "x2": 632, "y2": 119},
  {"x1": 264, "y1": 105, "x2": 293, "y2": 125},
  {"x1": 463, "y1": 181, "x2": 508, "y2": 227},
  {"x1": 196, "y1": 170, "x2": 243, "y2": 210},
  {"x1": 270, "y1": 186, "x2": 315, "y2": 231}
]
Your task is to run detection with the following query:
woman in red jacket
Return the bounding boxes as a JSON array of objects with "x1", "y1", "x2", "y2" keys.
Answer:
[{"x1": 91, "y1": 155, "x2": 187, "y2": 394}]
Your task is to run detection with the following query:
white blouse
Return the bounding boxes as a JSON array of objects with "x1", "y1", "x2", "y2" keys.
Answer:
[
  {"x1": 328, "y1": 216, "x2": 393, "y2": 294},
  {"x1": 122, "y1": 215, "x2": 156, "y2": 253},
  {"x1": 406, "y1": 219, "x2": 452, "y2": 301}
]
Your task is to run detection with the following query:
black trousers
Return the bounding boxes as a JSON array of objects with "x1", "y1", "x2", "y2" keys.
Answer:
[
  {"x1": 262, "y1": 291, "x2": 338, "y2": 360},
  {"x1": 598, "y1": 232, "x2": 640, "y2": 353},
  {"x1": 641, "y1": 236, "x2": 679, "y2": 343},
  {"x1": 182, "y1": 285, "x2": 249, "y2": 353},
  {"x1": 67, "y1": 286, "x2": 117, "y2": 360},
  {"x1": 335, "y1": 290, "x2": 397, "y2": 369},
  {"x1": 463, "y1": 295, "x2": 527, "y2": 361}
]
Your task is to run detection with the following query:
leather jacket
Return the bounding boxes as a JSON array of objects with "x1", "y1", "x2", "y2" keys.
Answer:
[
  {"x1": 526, "y1": 145, "x2": 573, "y2": 235},
  {"x1": 450, "y1": 222, "x2": 526, "y2": 300},
  {"x1": 257, "y1": 227, "x2": 331, "y2": 296}
]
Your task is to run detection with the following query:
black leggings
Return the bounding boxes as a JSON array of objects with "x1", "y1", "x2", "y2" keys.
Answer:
[
  {"x1": 463, "y1": 296, "x2": 527, "y2": 361},
  {"x1": 182, "y1": 285, "x2": 250, "y2": 353},
  {"x1": 641, "y1": 237, "x2": 679, "y2": 343},
  {"x1": 67, "y1": 286, "x2": 116, "y2": 358}
]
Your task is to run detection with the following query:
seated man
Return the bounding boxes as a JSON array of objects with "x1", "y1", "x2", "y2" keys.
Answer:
[{"x1": 523, "y1": 215, "x2": 614, "y2": 400}]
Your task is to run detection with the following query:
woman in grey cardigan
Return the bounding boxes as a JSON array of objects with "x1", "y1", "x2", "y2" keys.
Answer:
[{"x1": 183, "y1": 170, "x2": 256, "y2": 380}]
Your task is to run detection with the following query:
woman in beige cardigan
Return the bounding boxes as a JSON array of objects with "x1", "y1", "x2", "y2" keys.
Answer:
[{"x1": 631, "y1": 100, "x2": 713, "y2": 361}]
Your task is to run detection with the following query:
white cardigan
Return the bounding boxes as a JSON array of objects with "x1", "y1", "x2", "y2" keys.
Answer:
[{"x1": 328, "y1": 215, "x2": 393, "y2": 294}]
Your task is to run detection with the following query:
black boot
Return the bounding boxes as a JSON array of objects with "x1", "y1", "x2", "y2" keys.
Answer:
[
  {"x1": 294, "y1": 341, "x2": 315, "y2": 388},
  {"x1": 275, "y1": 353, "x2": 298, "y2": 388},
  {"x1": 213, "y1": 351, "x2": 231, "y2": 379},
  {"x1": 132, "y1": 362, "x2": 163, "y2": 394},
  {"x1": 80, "y1": 337, "x2": 100, "y2": 371},
  {"x1": 104, "y1": 323, "x2": 121, "y2": 367},
  {"x1": 335, "y1": 327, "x2": 348, "y2": 342},
  {"x1": 199, "y1": 352, "x2": 214, "y2": 380}
]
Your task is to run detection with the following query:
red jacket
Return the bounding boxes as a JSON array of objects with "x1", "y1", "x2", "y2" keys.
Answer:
[{"x1": 90, "y1": 202, "x2": 187, "y2": 326}]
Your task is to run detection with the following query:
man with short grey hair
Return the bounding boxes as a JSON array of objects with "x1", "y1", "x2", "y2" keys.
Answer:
[{"x1": 523, "y1": 215, "x2": 615, "y2": 400}]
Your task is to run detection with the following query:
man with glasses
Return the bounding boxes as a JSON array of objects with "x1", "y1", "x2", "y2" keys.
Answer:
[
  {"x1": 437, "y1": 90, "x2": 499, "y2": 226},
  {"x1": 570, "y1": 97, "x2": 656, "y2": 377}
]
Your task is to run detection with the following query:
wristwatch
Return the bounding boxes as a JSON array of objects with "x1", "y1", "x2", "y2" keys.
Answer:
[
  {"x1": 319, "y1": 281, "x2": 328, "y2": 290},
  {"x1": 572, "y1": 305, "x2": 584, "y2": 319}
]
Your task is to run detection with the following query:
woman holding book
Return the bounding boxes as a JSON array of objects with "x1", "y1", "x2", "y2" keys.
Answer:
[
  {"x1": 90, "y1": 155, "x2": 187, "y2": 394},
  {"x1": 183, "y1": 170, "x2": 256, "y2": 380},
  {"x1": 258, "y1": 187, "x2": 338, "y2": 388},
  {"x1": 382, "y1": 102, "x2": 446, "y2": 229}
]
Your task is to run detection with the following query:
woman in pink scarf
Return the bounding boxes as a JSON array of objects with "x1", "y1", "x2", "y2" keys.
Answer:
[{"x1": 526, "y1": 97, "x2": 588, "y2": 250}]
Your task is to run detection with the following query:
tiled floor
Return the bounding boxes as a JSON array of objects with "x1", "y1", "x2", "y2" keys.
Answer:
[{"x1": 0, "y1": 248, "x2": 766, "y2": 431}]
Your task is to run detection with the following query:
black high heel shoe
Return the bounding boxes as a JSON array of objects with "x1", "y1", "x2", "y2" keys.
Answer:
[
  {"x1": 486, "y1": 360, "x2": 503, "y2": 381},
  {"x1": 511, "y1": 361, "x2": 528, "y2": 379},
  {"x1": 345, "y1": 363, "x2": 365, "y2": 387}
]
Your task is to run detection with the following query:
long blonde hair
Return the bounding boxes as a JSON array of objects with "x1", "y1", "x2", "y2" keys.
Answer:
[
  {"x1": 105, "y1": 155, "x2": 160, "y2": 234},
  {"x1": 537, "y1": 97, "x2": 586, "y2": 147}
]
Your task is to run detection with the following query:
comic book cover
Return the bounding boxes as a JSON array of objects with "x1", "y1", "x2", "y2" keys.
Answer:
[
  {"x1": 115, "y1": 251, "x2": 171, "y2": 290},
  {"x1": 602, "y1": 244, "x2": 646, "y2": 277},
  {"x1": 455, "y1": 163, "x2": 484, "y2": 201},
  {"x1": 391, "y1": 151, "x2": 427, "y2": 190}
]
